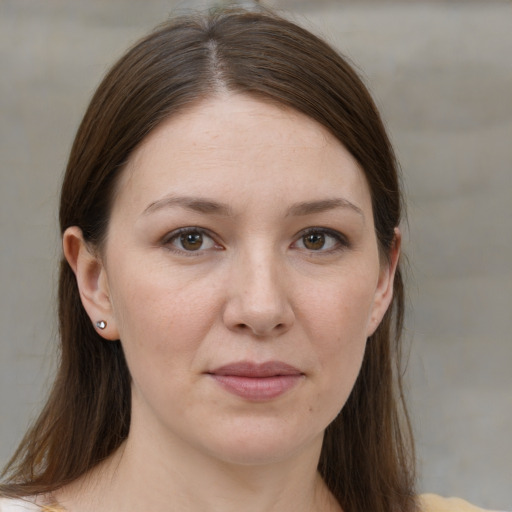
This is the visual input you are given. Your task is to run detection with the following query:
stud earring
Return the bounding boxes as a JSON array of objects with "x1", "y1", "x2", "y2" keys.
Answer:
[{"x1": 96, "y1": 320, "x2": 107, "y2": 330}]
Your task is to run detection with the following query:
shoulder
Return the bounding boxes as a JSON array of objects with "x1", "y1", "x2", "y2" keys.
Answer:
[
  {"x1": 0, "y1": 498, "x2": 62, "y2": 512},
  {"x1": 418, "y1": 493, "x2": 506, "y2": 512},
  {"x1": 0, "y1": 498, "x2": 38, "y2": 512}
]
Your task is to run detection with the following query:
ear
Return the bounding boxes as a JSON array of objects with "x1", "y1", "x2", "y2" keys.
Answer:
[
  {"x1": 62, "y1": 226, "x2": 119, "y2": 340},
  {"x1": 366, "y1": 228, "x2": 401, "y2": 337}
]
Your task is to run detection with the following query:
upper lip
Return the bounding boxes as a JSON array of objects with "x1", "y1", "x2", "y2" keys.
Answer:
[{"x1": 208, "y1": 361, "x2": 303, "y2": 377}]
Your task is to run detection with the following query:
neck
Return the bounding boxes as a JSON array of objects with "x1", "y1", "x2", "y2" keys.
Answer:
[{"x1": 56, "y1": 422, "x2": 340, "y2": 512}]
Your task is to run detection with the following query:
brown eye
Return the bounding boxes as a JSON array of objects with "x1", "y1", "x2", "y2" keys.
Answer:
[
  {"x1": 180, "y1": 232, "x2": 203, "y2": 251},
  {"x1": 165, "y1": 228, "x2": 218, "y2": 253},
  {"x1": 294, "y1": 228, "x2": 347, "y2": 253},
  {"x1": 302, "y1": 232, "x2": 326, "y2": 250}
]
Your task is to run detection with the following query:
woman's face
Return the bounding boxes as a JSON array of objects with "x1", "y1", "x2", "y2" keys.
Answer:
[{"x1": 73, "y1": 94, "x2": 398, "y2": 465}]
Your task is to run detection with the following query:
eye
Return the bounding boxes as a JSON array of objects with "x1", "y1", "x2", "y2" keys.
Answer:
[
  {"x1": 163, "y1": 227, "x2": 220, "y2": 253},
  {"x1": 293, "y1": 228, "x2": 348, "y2": 253}
]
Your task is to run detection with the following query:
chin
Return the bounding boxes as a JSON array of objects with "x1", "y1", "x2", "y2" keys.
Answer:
[{"x1": 195, "y1": 419, "x2": 324, "y2": 467}]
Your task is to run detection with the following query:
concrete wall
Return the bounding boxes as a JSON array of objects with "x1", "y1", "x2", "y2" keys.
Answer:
[{"x1": 1, "y1": 1, "x2": 511, "y2": 508}]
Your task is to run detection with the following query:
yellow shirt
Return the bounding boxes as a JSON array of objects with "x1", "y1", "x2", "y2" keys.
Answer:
[{"x1": 419, "y1": 493, "x2": 503, "y2": 512}]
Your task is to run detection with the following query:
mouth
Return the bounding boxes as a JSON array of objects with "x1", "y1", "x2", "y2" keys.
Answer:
[{"x1": 207, "y1": 361, "x2": 304, "y2": 401}]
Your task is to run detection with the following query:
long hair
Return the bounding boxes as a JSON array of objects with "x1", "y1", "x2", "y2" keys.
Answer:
[{"x1": 1, "y1": 8, "x2": 416, "y2": 511}]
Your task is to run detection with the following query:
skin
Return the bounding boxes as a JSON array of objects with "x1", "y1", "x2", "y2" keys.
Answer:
[{"x1": 62, "y1": 94, "x2": 400, "y2": 512}]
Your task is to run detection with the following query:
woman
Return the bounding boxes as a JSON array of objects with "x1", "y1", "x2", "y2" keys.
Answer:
[{"x1": 0, "y1": 7, "x2": 494, "y2": 512}]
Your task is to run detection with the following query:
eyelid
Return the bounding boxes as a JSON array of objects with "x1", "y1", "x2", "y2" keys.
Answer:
[
  {"x1": 160, "y1": 226, "x2": 348, "y2": 255},
  {"x1": 161, "y1": 226, "x2": 224, "y2": 255},
  {"x1": 292, "y1": 227, "x2": 350, "y2": 252}
]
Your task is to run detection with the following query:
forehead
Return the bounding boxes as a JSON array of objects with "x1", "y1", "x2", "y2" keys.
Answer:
[
  {"x1": 114, "y1": 94, "x2": 372, "y2": 216},
  {"x1": 131, "y1": 95, "x2": 333, "y2": 163}
]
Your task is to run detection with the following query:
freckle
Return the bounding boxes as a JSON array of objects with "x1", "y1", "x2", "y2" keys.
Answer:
[{"x1": 308, "y1": 406, "x2": 313, "y2": 412}]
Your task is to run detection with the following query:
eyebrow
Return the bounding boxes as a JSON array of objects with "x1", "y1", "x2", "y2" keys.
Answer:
[
  {"x1": 143, "y1": 196, "x2": 234, "y2": 216},
  {"x1": 142, "y1": 195, "x2": 363, "y2": 219},
  {"x1": 286, "y1": 198, "x2": 364, "y2": 219}
]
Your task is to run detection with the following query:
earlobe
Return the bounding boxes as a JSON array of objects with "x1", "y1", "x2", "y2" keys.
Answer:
[
  {"x1": 366, "y1": 228, "x2": 401, "y2": 337},
  {"x1": 62, "y1": 226, "x2": 119, "y2": 340}
]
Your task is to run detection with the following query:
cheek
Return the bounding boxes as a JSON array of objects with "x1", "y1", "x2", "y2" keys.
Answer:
[
  {"x1": 300, "y1": 274, "x2": 377, "y2": 411},
  {"x1": 108, "y1": 271, "x2": 223, "y2": 418},
  {"x1": 302, "y1": 272, "x2": 377, "y2": 352},
  {"x1": 108, "y1": 266, "x2": 220, "y2": 365}
]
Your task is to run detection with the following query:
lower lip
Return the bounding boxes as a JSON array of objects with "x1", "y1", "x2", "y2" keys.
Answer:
[{"x1": 210, "y1": 375, "x2": 303, "y2": 401}]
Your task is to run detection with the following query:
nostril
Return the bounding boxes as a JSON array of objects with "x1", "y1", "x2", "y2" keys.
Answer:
[
  {"x1": 222, "y1": 295, "x2": 295, "y2": 337},
  {"x1": 233, "y1": 322, "x2": 286, "y2": 337}
]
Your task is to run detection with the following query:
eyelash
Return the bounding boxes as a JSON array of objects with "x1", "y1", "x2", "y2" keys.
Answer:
[
  {"x1": 161, "y1": 226, "x2": 349, "y2": 255},
  {"x1": 293, "y1": 227, "x2": 350, "y2": 254},
  {"x1": 161, "y1": 227, "x2": 222, "y2": 256}
]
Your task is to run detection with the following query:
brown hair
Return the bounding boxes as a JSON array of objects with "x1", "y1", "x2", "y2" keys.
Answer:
[{"x1": 1, "y1": 8, "x2": 416, "y2": 511}]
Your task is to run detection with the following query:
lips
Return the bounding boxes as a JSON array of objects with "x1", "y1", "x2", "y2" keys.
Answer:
[{"x1": 207, "y1": 361, "x2": 304, "y2": 401}]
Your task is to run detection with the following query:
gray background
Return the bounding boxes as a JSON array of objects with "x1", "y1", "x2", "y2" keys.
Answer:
[{"x1": 1, "y1": 0, "x2": 511, "y2": 508}]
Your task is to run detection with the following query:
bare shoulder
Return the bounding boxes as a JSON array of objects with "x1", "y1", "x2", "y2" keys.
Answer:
[{"x1": 418, "y1": 493, "x2": 506, "y2": 512}]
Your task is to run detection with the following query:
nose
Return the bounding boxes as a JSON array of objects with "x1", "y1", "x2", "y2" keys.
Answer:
[{"x1": 222, "y1": 249, "x2": 295, "y2": 338}]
